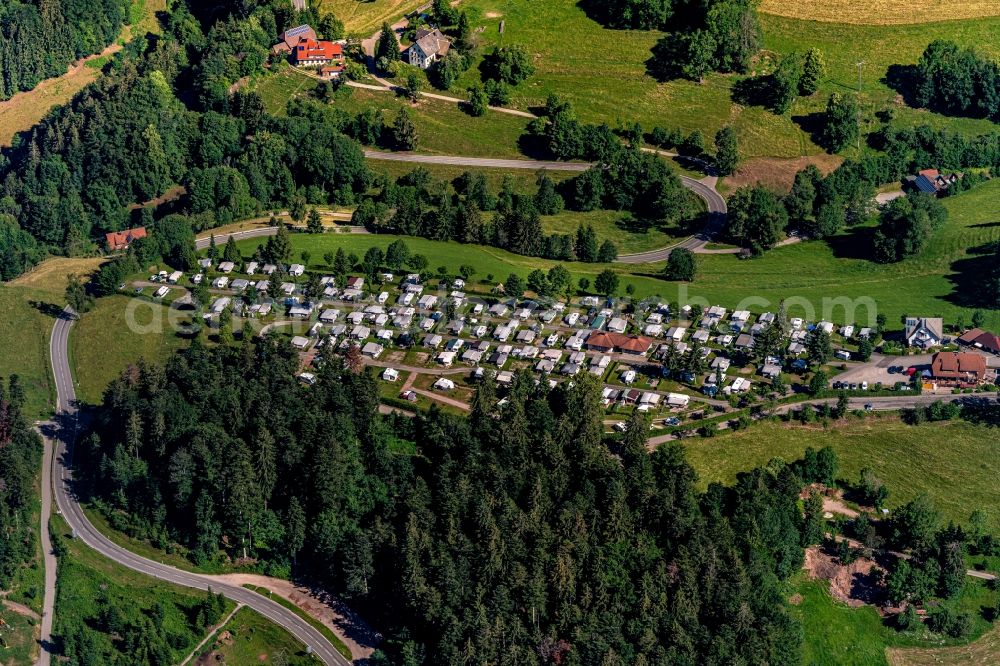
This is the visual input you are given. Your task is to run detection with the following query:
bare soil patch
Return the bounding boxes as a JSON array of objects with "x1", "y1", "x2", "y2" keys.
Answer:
[
  {"x1": 804, "y1": 544, "x2": 886, "y2": 609},
  {"x1": 211, "y1": 573, "x2": 380, "y2": 660},
  {"x1": 760, "y1": 0, "x2": 1000, "y2": 25},
  {"x1": 723, "y1": 154, "x2": 843, "y2": 193},
  {"x1": 801, "y1": 483, "x2": 862, "y2": 518}
]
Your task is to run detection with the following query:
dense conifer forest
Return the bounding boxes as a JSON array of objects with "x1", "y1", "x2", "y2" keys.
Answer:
[
  {"x1": 0, "y1": 0, "x2": 131, "y2": 100},
  {"x1": 80, "y1": 338, "x2": 812, "y2": 664}
]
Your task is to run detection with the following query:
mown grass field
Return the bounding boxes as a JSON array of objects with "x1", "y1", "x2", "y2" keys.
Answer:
[
  {"x1": 69, "y1": 295, "x2": 187, "y2": 406},
  {"x1": 196, "y1": 606, "x2": 312, "y2": 665},
  {"x1": 793, "y1": 576, "x2": 1000, "y2": 666},
  {"x1": 335, "y1": 0, "x2": 1000, "y2": 162},
  {"x1": 689, "y1": 178, "x2": 1000, "y2": 330},
  {"x1": 0, "y1": 257, "x2": 99, "y2": 420},
  {"x1": 317, "y1": 0, "x2": 425, "y2": 35},
  {"x1": 760, "y1": 0, "x2": 1000, "y2": 25},
  {"x1": 0, "y1": 287, "x2": 59, "y2": 420},
  {"x1": 683, "y1": 417, "x2": 1000, "y2": 533},
  {"x1": 257, "y1": 67, "x2": 533, "y2": 158},
  {"x1": 232, "y1": 177, "x2": 1000, "y2": 330}
]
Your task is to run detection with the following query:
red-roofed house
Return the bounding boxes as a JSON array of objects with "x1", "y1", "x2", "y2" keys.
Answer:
[
  {"x1": 272, "y1": 24, "x2": 317, "y2": 55},
  {"x1": 293, "y1": 38, "x2": 344, "y2": 67},
  {"x1": 931, "y1": 351, "x2": 988, "y2": 385},
  {"x1": 106, "y1": 227, "x2": 147, "y2": 251},
  {"x1": 958, "y1": 328, "x2": 1000, "y2": 355},
  {"x1": 585, "y1": 331, "x2": 653, "y2": 356}
]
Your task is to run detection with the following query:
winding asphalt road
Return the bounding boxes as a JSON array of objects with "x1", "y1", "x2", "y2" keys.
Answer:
[
  {"x1": 190, "y1": 151, "x2": 727, "y2": 264},
  {"x1": 46, "y1": 307, "x2": 349, "y2": 665}
]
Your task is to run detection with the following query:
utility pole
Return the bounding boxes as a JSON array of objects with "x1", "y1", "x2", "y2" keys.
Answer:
[{"x1": 855, "y1": 61, "x2": 865, "y2": 152}]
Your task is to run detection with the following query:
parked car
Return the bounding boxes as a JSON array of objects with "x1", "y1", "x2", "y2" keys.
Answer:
[
  {"x1": 663, "y1": 417, "x2": 681, "y2": 427},
  {"x1": 861, "y1": 381, "x2": 869, "y2": 391}
]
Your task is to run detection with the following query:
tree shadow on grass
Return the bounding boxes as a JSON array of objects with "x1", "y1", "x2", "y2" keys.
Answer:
[
  {"x1": 883, "y1": 64, "x2": 922, "y2": 108},
  {"x1": 731, "y1": 76, "x2": 775, "y2": 109},
  {"x1": 791, "y1": 111, "x2": 829, "y2": 151},
  {"x1": 30, "y1": 300, "x2": 65, "y2": 319},
  {"x1": 945, "y1": 239, "x2": 1000, "y2": 309},
  {"x1": 824, "y1": 226, "x2": 878, "y2": 261},
  {"x1": 517, "y1": 132, "x2": 554, "y2": 161}
]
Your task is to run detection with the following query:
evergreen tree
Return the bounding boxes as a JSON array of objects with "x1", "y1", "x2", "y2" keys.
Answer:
[
  {"x1": 714, "y1": 125, "x2": 739, "y2": 176},
  {"x1": 800, "y1": 48, "x2": 826, "y2": 96}
]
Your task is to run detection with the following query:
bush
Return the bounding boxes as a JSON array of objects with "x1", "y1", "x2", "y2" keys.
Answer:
[{"x1": 927, "y1": 607, "x2": 972, "y2": 638}]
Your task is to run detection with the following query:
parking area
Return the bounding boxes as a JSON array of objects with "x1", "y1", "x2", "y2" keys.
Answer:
[{"x1": 832, "y1": 354, "x2": 935, "y2": 388}]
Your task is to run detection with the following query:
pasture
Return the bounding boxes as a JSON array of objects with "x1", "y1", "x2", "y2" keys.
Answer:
[
  {"x1": 69, "y1": 295, "x2": 188, "y2": 406},
  {"x1": 317, "y1": 0, "x2": 426, "y2": 35},
  {"x1": 760, "y1": 0, "x2": 1000, "y2": 25},
  {"x1": 683, "y1": 417, "x2": 1000, "y2": 533}
]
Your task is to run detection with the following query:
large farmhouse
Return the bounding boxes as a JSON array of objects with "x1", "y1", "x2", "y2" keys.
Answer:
[
  {"x1": 407, "y1": 29, "x2": 451, "y2": 69},
  {"x1": 931, "y1": 351, "x2": 987, "y2": 385},
  {"x1": 106, "y1": 227, "x2": 147, "y2": 251}
]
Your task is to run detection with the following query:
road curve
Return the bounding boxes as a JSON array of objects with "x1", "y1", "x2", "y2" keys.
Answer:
[
  {"x1": 190, "y1": 153, "x2": 728, "y2": 264},
  {"x1": 47, "y1": 307, "x2": 349, "y2": 666},
  {"x1": 362, "y1": 151, "x2": 728, "y2": 263}
]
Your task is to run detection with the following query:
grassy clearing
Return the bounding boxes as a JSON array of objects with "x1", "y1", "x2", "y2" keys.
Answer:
[
  {"x1": 69, "y1": 295, "x2": 187, "y2": 406},
  {"x1": 760, "y1": 0, "x2": 1000, "y2": 25},
  {"x1": 50, "y1": 512, "x2": 233, "y2": 665},
  {"x1": 683, "y1": 417, "x2": 1000, "y2": 533},
  {"x1": 687, "y1": 178, "x2": 1000, "y2": 330},
  {"x1": 0, "y1": 285, "x2": 61, "y2": 420},
  {"x1": 0, "y1": 67, "x2": 101, "y2": 148},
  {"x1": 336, "y1": 87, "x2": 531, "y2": 158},
  {"x1": 257, "y1": 65, "x2": 318, "y2": 116},
  {"x1": 231, "y1": 178, "x2": 1000, "y2": 330},
  {"x1": 257, "y1": 68, "x2": 532, "y2": 157},
  {"x1": 317, "y1": 0, "x2": 426, "y2": 35},
  {"x1": 234, "y1": 232, "x2": 676, "y2": 299},
  {"x1": 793, "y1": 575, "x2": 1000, "y2": 666},
  {"x1": 887, "y1": 622, "x2": 1000, "y2": 665},
  {"x1": 242, "y1": 585, "x2": 353, "y2": 661},
  {"x1": 538, "y1": 209, "x2": 685, "y2": 254},
  {"x1": 197, "y1": 606, "x2": 313, "y2": 665}
]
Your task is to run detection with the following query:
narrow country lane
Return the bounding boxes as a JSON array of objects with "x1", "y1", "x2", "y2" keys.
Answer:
[
  {"x1": 46, "y1": 307, "x2": 350, "y2": 666},
  {"x1": 189, "y1": 152, "x2": 729, "y2": 263},
  {"x1": 35, "y1": 429, "x2": 56, "y2": 666}
]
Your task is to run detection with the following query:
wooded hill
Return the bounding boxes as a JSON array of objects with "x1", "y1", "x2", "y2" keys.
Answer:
[
  {"x1": 0, "y1": 0, "x2": 131, "y2": 100},
  {"x1": 80, "y1": 338, "x2": 811, "y2": 664}
]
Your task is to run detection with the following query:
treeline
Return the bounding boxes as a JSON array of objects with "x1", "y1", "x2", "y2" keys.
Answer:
[
  {"x1": 0, "y1": 376, "x2": 42, "y2": 591},
  {"x1": 0, "y1": 0, "x2": 130, "y2": 100},
  {"x1": 348, "y1": 156, "x2": 696, "y2": 263},
  {"x1": 79, "y1": 341, "x2": 826, "y2": 664},
  {"x1": 724, "y1": 131, "x2": 988, "y2": 260},
  {"x1": 357, "y1": 167, "x2": 622, "y2": 262},
  {"x1": 590, "y1": 0, "x2": 761, "y2": 75},
  {"x1": 0, "y1": 0, "x2": 373, "y2": 279},
  {"x1": 910, "y1": 40, "x2": 1000, "y2": 123}
]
